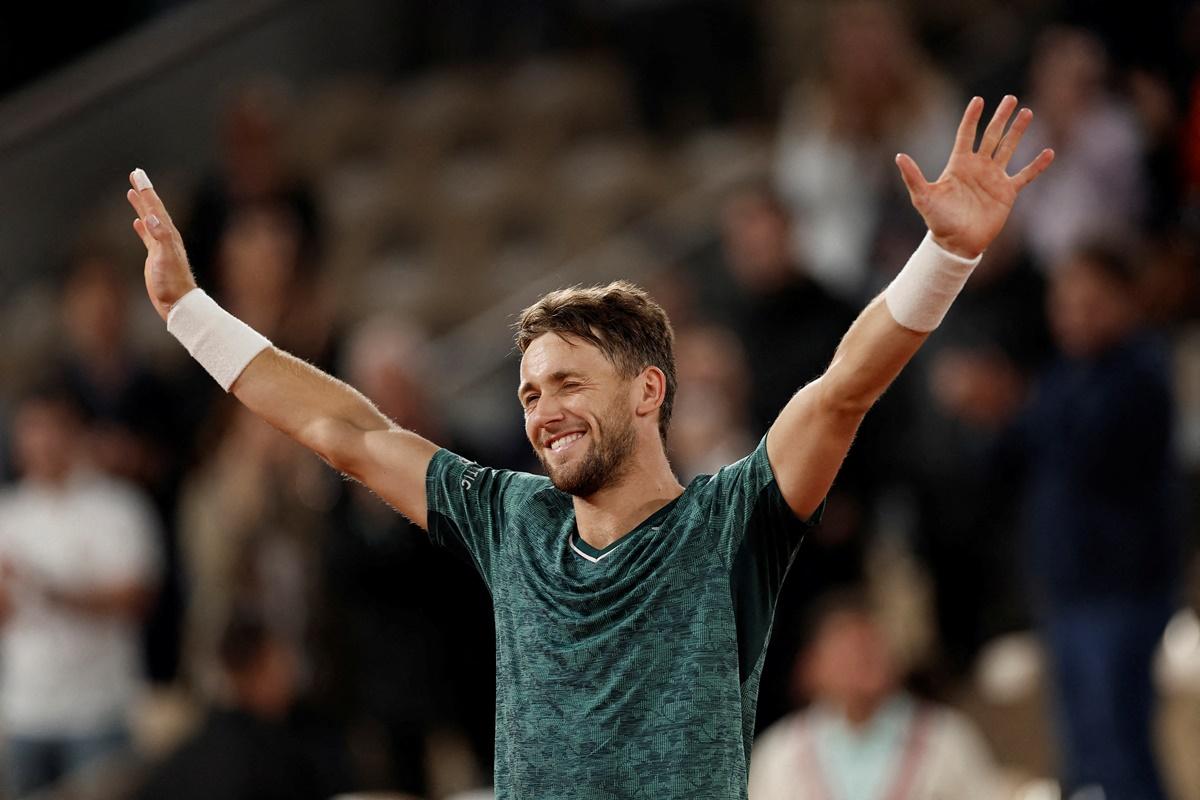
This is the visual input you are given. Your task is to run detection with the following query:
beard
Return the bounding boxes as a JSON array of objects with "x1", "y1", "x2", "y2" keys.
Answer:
[{"x1": 535, "y1": 409, "x2": 637, "y2": 497}]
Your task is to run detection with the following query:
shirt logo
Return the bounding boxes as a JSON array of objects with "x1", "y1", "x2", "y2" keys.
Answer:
[{"x1": 460, "y1": 461, "x2": 483, "y2": 491}]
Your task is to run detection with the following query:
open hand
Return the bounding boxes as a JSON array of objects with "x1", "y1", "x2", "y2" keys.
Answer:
[
  {"x1": 125, "y1": 169, "x2": 198, "y2": 322},
  {"x1": 896, "y1": 96, "x2": 1054, "y2": 259}
]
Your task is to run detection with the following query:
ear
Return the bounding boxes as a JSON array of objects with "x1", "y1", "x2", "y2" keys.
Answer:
[{"x1": 633, "y1": 366, "x2": 667, "y2": 421}]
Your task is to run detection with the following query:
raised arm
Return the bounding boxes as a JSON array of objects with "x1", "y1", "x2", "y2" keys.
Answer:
[
  {"x1": 125, "y1": 171, "x2": 437, "y2": 528},
  {"x1": 767, "y1": 95, "x2": 1054, "y2": 519}
]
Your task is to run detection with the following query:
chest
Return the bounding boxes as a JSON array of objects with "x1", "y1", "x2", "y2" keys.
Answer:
[
  {"x1": 0, "y1": 493, "x2": 116, "y2": 585},
  {"x1": 495, "y1": 525, "x2": 734, "y2": 652}
]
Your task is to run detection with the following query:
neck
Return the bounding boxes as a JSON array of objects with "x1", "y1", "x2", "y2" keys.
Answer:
[{"x1": 572, "y1": 442, "x2": 683, "y2": 550}]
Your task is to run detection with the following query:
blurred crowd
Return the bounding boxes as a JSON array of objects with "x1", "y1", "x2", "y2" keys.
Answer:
[{"x1": 2, "y1": 1, "x2": 1200, "y2": 799}]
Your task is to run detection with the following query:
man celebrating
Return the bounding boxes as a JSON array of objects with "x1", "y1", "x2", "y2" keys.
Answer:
[{"x1": 126, "y1": 96, "x2": 1051, "y2": 799}]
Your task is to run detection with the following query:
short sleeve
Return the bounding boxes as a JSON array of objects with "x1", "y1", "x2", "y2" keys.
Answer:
[
  {"x1": 424, "y1": 449, "x2": 547, "y2": 590},
  {"x1": 699, "y1": 436, "x2": 822, "y2": 571},
  {"x1": 698, "y1": 437, "x2": 823, "y2": 683}
]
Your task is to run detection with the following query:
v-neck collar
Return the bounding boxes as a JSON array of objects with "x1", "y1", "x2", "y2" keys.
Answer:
[{"x1": 569, "y1": 492, "x2": 683, "y2": 561}]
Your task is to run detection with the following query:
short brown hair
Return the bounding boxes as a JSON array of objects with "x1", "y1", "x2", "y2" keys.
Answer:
[{"x1": 515, "y1": 281, "x2": 677, "y2": 441}]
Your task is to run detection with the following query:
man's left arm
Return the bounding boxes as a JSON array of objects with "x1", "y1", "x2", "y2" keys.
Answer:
[{"x1": 767, "y1": 95, "x2": 1054, "y2": 519}]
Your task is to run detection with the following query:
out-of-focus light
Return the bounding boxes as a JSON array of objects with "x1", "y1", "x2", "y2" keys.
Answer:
[
  {"x1": 1164, "y1": 608, "x2": 1200, "y2": 661},
  {"x1": 976, "y1": 632, "x2": 1043, "y2": 704},
  {"x1": 1014, "y1": 778, "x2": 1060, "y2": 800},
  {"x1": 1156, "y1": 607, "x2": 1200, "y2": 693}
]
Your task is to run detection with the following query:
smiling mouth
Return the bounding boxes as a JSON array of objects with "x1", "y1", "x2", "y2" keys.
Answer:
[{"x1": 547, "y1": 431, "x2": 586, "y2": 453}]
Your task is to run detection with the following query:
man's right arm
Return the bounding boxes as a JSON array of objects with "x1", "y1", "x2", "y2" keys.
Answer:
[
  {"x1": 125, "y1": 169, "x2": 437, "y2": 529},
  {"x1": 231, "y1": 348, "x2": 437, "y2": 528}
]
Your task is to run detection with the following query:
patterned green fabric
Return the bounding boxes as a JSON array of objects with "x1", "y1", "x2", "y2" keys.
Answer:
[{"x1": 425, "y1": 437, "x2": 818, "y2": 799}]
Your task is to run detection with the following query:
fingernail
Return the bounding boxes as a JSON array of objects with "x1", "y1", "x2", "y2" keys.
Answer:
[
  {"x1": 147, "y1": 214, "x2": 161, "y2": 229},
  {"x1": 132, "y1": 168, "x2": 153, "y2": 191}
]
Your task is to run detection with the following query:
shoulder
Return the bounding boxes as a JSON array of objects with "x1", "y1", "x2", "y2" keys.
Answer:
[
  {"x1": 918, "y1": 702, "x2": 993, "y2": 756},
  {"x1": 427, "y1": 448, "x2": 558, "y2": 520},
  {"x1": 80, "y1": 472, "x2": 154, "y2": 510},
  {"x1": 76, "y1": 474, "x2": 160, "y2": 534},
  {"x1": 0, "y1": 484, "x2": 17, "y2": 512},
  {"x1": 693, "y1": 437, "x2": 775, "y2": 495},
  {"x1": 755, "y1": 711, "x2": 804, "y2": 754},
  {"x1": 432, "y1": 449, "x2": 552, "y2": 493}
]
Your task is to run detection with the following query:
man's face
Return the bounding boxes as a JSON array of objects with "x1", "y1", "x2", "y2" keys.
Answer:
[
  {"x1": 1049, "y1": 261, "x2": 1136, "y2": 358},
  {"x1": 519, "y1": 333, "x2": 637, "y2": 497},
  {"x1": 802, "y1": 612, "x2": 896, "y2": 710},
  {"x1": 14, "y1": 400, "x2": 80, "y2": 485},
  {"x1": 720, "y1": 193, "x2": 793, "y2": 292}
]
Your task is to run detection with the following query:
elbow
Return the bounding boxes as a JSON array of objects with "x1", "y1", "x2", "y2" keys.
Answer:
[
  {"x1": 300, "y1": 417, "x2": 362, "y2": 475},
  {"x1": 815, "y1": 369, "x2": 876, "y2": 421}
]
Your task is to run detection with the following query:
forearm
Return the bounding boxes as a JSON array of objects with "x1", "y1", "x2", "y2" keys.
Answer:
[
  {"x1": 818, "y1": 296, "x2": 928, "y2": 416},
  {"x1": 46, "y1": 582, "x2": 154, "y2": 620},
  {"x1": 166, "y1": 289, "x2": 437, "y2": 524},
  {"x1": 231, "y1": 347, "x2": 395, "y2": 468},
  {"x1": 820, "y1": 232, "x2": 981, "y2": 415},
  {"x1": 768, "y1": 234, "x2": 980, "y2": 518}
]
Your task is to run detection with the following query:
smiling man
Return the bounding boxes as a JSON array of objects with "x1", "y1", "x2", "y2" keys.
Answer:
[{"x1": 125, "y1": 96, "x2": 1051, "y2": 799}]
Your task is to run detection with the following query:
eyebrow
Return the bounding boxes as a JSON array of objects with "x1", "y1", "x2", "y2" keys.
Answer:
[{"x1": 518, "y1": 370, "x2": 584, "y2": 400}]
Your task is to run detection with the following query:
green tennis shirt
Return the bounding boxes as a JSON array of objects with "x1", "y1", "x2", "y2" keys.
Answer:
[{"x1": 425, "y1": 437, "x2": 819, "y2": 799}]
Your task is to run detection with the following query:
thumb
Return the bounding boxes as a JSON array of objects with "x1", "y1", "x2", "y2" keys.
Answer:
[{"x1": 895, "y1": 154, "x2": 929, "y2": 205}]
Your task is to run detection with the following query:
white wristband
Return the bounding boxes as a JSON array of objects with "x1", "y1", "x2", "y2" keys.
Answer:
[
  {"x1": 883, "y1": 232, "x2": 983, "y2": 333},
  {"x1": 166, "y1": 289, "x2": 271, "y2": 391}
]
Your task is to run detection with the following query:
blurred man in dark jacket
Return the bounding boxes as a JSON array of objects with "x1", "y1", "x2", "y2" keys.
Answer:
[{"x1": 1002, "y1": 243, "x2": 1179, "y2": 800}]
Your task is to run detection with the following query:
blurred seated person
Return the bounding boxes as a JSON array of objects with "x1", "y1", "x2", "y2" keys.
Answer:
[
  {"x1": 137, "y1": 612, "x2": 348, "y2": 800},
  {"x1": 0, "y1": 381, "x2": 161, "y2": 797},
  {"x1": 749, "y1": 591, "x2": 1014, "y2": 800}
]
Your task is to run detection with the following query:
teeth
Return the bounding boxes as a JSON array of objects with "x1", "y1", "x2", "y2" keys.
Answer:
[{"x1": 550, "y1": 432, "x2": 584, "y2": 452}]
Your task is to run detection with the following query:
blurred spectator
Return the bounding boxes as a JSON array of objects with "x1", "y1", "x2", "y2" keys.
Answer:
[
  {"x1": 213, "y1": 197, "x2": 337, "y2": 370},
  {"x1": 322, "y1": 316, "x2": 489, "y2": 794},
  {"x1": 669, "y1": 324, "x2": 755, "y2": 479},
  {"x1": 0, "y1": 381, "x2": 161, "y2": 796},
  {"x1": 1009, "y1": 28, "x2": 1147, "y2": 270},
  {"x1": 58, "y1": 247, "x2": 188, "y2": 683},
  {"x1": 136, "y1": 612, "x2": 350, "y2": 800},
  {"x1": 59, "y1": 249, "x2": 176, "y2": 491},
  {"x1": 716, "y1": 183, "x2": 857, "y2": 432},
  {"x1": 955, "y1": 244, "x2": 1181, "y2": 799},
  {"x1": 908, "y1": 229, "x2": 1053, "y2": 673},
  {"x1": 1025, "y1": 246, "x2": 1179, "y2": 799},
  {"x1": 749, "y1": 591, "x2": 1013, "y2": 800},
  {"x1": 185, "y1": 81, "x2": 320, "y2": 296},
  {"x1": 774, "y1": 0, "x2": 960, "y2": 301},
  {"x1": 177, "y1": 405, "x2": 334, "y2": 699}
]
